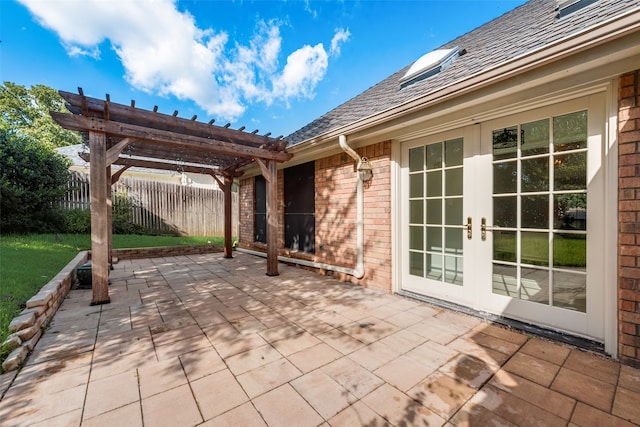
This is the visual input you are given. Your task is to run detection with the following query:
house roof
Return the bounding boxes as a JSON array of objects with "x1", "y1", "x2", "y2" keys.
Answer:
[
  {"x1": 56, "y1": 144, "x2": 178, "y2": 176},
  {"x1": 286, "y1": 0, "x2": 638, "y2": 145}
]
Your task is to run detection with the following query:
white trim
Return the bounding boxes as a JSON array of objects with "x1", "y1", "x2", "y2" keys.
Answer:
[
  {"x1": 392, "y1": 81, "x2": 611, "y2": 143},
  {"x1": 391, "y1": 140, "x2": 402, "y2": 293},
  {"x1": 558, "y1": 0, "x2": 580, "y2": 8},
  {"x1": 604, "y1": 77, "x2": 620, "y2": 357}
]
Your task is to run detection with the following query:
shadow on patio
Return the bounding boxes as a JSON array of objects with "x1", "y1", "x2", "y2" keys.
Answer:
[{"x1": 0, "y1": 252, "x2": 639, "y2": 426}]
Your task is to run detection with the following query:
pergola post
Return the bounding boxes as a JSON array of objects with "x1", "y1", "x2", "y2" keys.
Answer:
[
  {"x1": 265, "y1": 160, "x2": 279, "y2": 276},
  {"x1": 211, "y1": 174, "x2": 234, "y2": 258},
  {"x1": 89, "y1": 131, "x2": 111, "y2": 305},
  {"x1": 107, "y1": 165, "x2": 113, "y2": 270},
  {"x1": 223, "y1": 176, "x2": 233, "y2": 258}
]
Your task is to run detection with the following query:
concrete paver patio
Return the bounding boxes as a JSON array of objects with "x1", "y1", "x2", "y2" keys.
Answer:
[{"x1": 1, "y1": 252, "x2": 639, "y2": 426}]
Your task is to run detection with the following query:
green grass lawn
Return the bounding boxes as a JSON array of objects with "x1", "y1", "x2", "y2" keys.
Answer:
[
  {"x1": 493, "y1": 232, "x2": 586, "y2": 267},
  {"x1": 0, "y1": 234, "x2": 224, "y2": 363}
]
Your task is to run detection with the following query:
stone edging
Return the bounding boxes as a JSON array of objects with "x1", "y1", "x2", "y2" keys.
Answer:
[
  {"x1": 1, "y1": 251, "x2": 89, "y2": 372},
  {"x1": 110, "y1": 244, "x2": 223, "y2": 260}
]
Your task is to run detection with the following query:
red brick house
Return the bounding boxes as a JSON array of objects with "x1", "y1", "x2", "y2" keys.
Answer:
[{"x1": 238, "y1": 0, "x2": 640, "y2": 366}]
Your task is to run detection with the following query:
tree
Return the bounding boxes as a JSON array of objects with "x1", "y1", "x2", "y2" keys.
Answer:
[
  {"x1": 0, "y1": 129, "x2": 71, "y2": 233},
  {"x1": 0, "y1": 82, "x2": 81, "y2": 148}
]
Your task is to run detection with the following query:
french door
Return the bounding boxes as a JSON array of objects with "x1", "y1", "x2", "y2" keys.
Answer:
[
  {"x1": 401, "y1": 95, "x2": 605, "y2": 341},
  {"x1": 401, "y1": 126, "x2": 479, "y2": 307}
]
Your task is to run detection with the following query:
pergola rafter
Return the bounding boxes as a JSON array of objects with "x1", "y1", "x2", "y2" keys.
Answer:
[{"x1": 52, "y1": 89, "x2": 291, "y2": 305}]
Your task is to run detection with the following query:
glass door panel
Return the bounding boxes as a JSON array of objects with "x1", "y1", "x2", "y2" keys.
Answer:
[
  {"x1": 490, "y1": 111, "x2": 587, "y2": 312},
  {"x1": 403, "y1": 130, "x2": 474, "y2": 302},
  {"x1": 408, "y1": 138, "x2": 465, "y2": 286}
]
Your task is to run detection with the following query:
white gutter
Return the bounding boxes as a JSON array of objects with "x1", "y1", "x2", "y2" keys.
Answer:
[{"x1": 238, "y1": 134, "x2": 366, "y2": 279}]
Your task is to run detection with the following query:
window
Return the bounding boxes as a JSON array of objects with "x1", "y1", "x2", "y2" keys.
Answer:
[{"x1": 284, "y1": 162, "x2": 315, "y2": 253}]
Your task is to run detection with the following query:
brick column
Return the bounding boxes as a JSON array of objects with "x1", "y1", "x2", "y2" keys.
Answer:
[{"x1": 618, "y1": 70, "x2": 640, "y2": 368}]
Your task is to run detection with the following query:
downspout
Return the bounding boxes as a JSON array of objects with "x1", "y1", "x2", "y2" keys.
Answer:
[
  {"x1": 238, "y1": 134, "x2": 367, "y2": 279},
  {"x1": 337, "y1": 134, "x2": 366, "y2": 279}
]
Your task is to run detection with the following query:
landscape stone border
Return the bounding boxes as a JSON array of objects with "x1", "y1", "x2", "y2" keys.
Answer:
[{"x1": 2, "y1": 251, "x2": 88, "y2": 372}]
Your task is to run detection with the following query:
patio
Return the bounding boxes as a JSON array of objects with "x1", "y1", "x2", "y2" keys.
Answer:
[{"x1": 0, "y1": 252, "x2": 639, "y2": 426}]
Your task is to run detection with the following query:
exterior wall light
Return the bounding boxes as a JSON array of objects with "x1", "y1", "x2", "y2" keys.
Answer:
[{"x1": 357, "y1": 158, "x2": 373, "y2": 182}]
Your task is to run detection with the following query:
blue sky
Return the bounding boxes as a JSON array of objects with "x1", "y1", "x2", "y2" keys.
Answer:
[{"x1": 2, "y1": 0, "x2": 527, "y2": 138}]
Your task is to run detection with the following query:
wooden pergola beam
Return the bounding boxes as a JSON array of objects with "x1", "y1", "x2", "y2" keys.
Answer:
[
  {"x1": 105, "y1": 137, "x2": 132, "y2": 166},
  {"x1": 113, "y1": 157, "x2": 226, "y2": 176},
  {"x1": 52, "y1": 113, "x2": 292, "y2": 162},
  {"x1": 116, "y1": 145, "x2": 241, "y2": 169},
  {"x1": 59, "y1": 91, "x2": 285, "y2": 147},
  {"x1": 111, "y1": 165, "x2": 131, "y2": 185}
]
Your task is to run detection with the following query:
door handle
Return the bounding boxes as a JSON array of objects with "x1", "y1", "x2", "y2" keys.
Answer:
[
  {"x1": 467, "y1": 217, "x2": 472, "y2": 240},
  {"x1": 481, "y1": 218, "x2": 487, "y2": 241}
]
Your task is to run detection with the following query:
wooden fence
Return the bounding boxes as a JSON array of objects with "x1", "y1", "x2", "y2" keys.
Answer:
[{"x1": 62, "y1": 172, "x2": 238, "y2": 236}]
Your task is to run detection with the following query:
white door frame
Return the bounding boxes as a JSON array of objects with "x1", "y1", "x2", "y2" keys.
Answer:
[{"x1": 393, "y1": 90, "x2": 617, "y2": 354}]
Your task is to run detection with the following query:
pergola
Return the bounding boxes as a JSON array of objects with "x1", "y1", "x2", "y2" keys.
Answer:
[{"x1": 51, "y1": 89, "x2": 292, "y2": 305}]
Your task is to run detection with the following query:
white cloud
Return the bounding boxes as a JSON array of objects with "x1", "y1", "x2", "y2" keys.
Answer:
[
  {"x1": 330, "y1": 28, "x2": 351, "y2": 57},
  {"x1": 274, "y1": 44, "x2": 328, "y2": 102},
  {"x1": 303, "y1": 0, "x2": 318, "y2": 19},
  {"x1": 18, "y1": 0, "x2": 350, "y2": 123}
]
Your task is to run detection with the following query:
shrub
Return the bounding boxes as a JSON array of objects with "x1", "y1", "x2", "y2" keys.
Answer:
[
  {"x1": 62, "y1": 209, "x2": 91, "y2": 234},
  {"x1": 61, "y1": 192, "x2": 149, "y2": 235},
  {"x1": 0, "y1": 129, "x2": 71, "y2": 234}
]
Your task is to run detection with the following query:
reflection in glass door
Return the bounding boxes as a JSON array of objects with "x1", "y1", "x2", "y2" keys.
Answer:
[
  {"x1": 409, "y1": 138, "x2": 465, "y2": 285},
  {"x1": 491, "y1": 111, "x2": 588, "y2": 312}
]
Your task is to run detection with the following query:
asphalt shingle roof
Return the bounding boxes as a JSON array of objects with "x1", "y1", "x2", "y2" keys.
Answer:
[{"x1": 286, "y1": 0, "x2": 637, "y2": 145}]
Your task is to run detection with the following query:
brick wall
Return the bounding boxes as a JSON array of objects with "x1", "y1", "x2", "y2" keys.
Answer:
[
  {"x1": 618, "y1": 70, "x2": 640, "y2": 368},
  {"x1": 239, "y1": 177, "x2": 254, "y2": 245},
  {"x1": 315, "y1": 141, "x2": 392, "y2": 290},
  {"x1": 239, "y1": 170, "x2": 285, "y2": 250},
  {"x1": 110, "y1": 244, "x2": 223, "y2": 260},
  {"x1": 238, "y1": 141, "x2": 392, "y2": 291}
]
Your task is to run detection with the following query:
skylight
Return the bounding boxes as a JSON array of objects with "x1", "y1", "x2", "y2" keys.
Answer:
[
  {"x1": 400, "y1": 47, "x2": 460, "y2": 88},
  {"x1": 557, "y1": 0, "x2": 598, "y2": 18}
]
